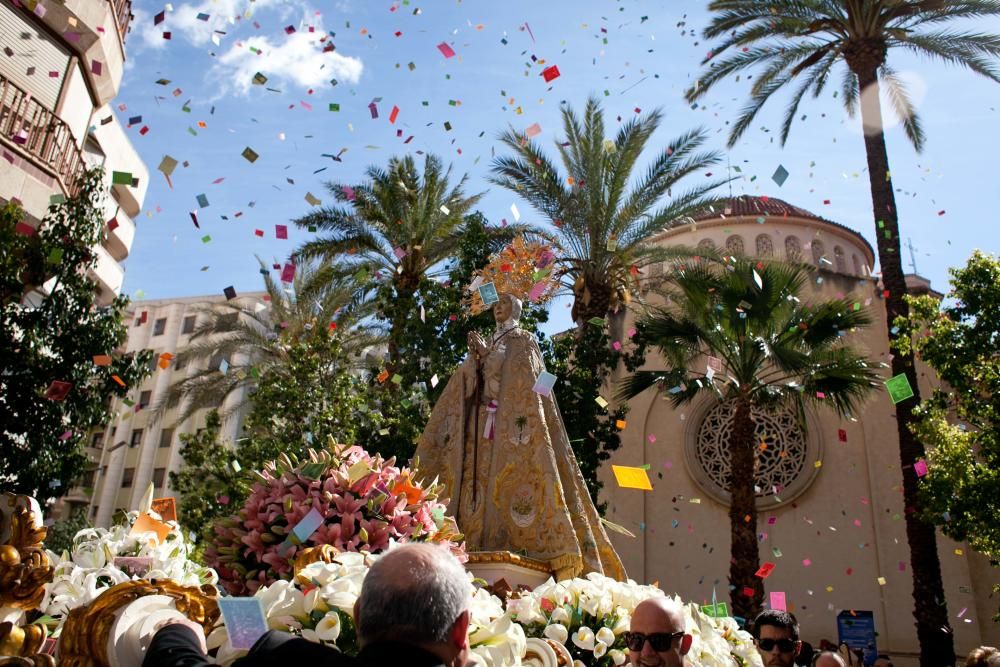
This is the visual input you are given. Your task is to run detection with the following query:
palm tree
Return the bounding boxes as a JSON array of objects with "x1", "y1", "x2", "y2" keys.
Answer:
[
  {"x1": 157, "y1": 259, "x2": 380, "y2": 426},
  {"x1": 490, "y1": 96, "x2": 729, "y2": 332},
  {"x1": 620, "y1": 257, "x2": 880, "y2": 623},
  {"x1": 292, "y1": 154, "x2": 487, "y2": 368},
  {"x1": 686, "y1": 4, "x2": 1000, "y2": 660}
]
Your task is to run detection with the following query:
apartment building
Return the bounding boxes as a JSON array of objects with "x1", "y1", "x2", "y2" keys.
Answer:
[
  {"x1": 0, "y1": 0, "x2": 147, "y2": 305},
  {"x1": 69, "y1": 293, "x2": 266, "y2": 527}
]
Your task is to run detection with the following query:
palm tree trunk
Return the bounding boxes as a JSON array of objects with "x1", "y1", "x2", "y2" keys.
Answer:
[
  {"x1": 855, "y1": 66, "x2": 954, "y2": 667},
  {"x1": 728, "y1": 396, "x2": 762, "y2": 623}
]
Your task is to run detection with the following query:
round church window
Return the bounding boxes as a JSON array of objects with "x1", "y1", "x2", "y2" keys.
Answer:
[{"x1": 685, "y1": 399, "x2": 822, "y2": 509}]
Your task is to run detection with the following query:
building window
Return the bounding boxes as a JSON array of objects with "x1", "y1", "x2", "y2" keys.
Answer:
[
  {"x1": 82, "y1": 469, "x2": 97, "y2": 488},
  {"x1": 811, "y1": 240, "x2": 826, "y2": 266},
  {"x1": 153, "y1": 318, "x2": 167, "y2": 336},
  {"x1": 853, "y1": 255, "x2": 864, "y2": 277},
  {"x1": 152, "y1": 468, "x2": 166, "y2": 487},
  {"x1": 755, "y1": 234, "x2": 773, "y2": 258},
  {"x1": 129, "y1": 429, "x2": 143, "y2": 448},
  {"x1": 159, "y1": 428, "x2": 175, "y2": 449},
  {"x1": 121, "y1": 468, "x2": 135, "y2": 488},
  {"x1": 834, "y1": 246, "x2": 847, "y2": 274},
  {"x1": 90, "y1": 432, "x2": 104, "y2": 449},
  {"x1": 698, "y1": 238, "x2": 716, "y2": 251},
  {"x1": 725, "y1": 235, "x2": 744, "y2": 256},
  {"x1": 785, "y1": 236, "x2": 802, "y2": 262},
  {"x1": 182, "y1": 315, "x2": 197, "y2": 334},
  {"x1": 139, "y1": 391, "x2": 152, "y2": 409}
]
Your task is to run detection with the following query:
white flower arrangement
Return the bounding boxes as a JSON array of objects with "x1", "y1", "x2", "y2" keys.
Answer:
[
  {"x1": 39, "y1": 510, "x2": 218, "y2": 634},
  {"x1": 508, "y1": 573, "x2": 762, "y2": 667}
]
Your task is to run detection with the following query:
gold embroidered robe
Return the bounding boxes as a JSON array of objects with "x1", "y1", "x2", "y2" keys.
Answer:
[{"x1": 414, "y1": 327, "x2": 625, "y2": 580}]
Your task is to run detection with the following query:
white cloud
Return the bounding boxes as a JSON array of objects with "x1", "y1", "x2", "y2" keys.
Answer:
[
  {"x1": 130, "y1": 0, "x2": 289, "y2": 51},
  {"x1": 209, "y1": 27, "x2": 363, "y2": 97}
]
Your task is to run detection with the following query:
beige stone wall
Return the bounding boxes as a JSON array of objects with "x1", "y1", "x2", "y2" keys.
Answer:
[{"x1": 600, "y1": 215, "x2": 1000, "y2": 665}]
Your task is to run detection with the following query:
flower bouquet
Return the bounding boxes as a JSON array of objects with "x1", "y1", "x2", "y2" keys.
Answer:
[
  {"x1": 205, "y1": 445, "x2": 465, "y2": 595},
  {"x1": 39, "y1": 506, "x2": 217, "y2": 635},
  {"x1": 210, "y1": 549, "x2": 525, "y2": 667}
]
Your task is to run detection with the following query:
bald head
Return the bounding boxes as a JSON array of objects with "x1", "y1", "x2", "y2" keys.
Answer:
[
  {"x1": 629, "y1": 597, "x2": 689, "y2": 667},
  {"x1": 356, "y1": 543, "x2": 471, "y2": 645},
  {"x1": 814, "y1": 653, "x2": 847, "y2": 667}
]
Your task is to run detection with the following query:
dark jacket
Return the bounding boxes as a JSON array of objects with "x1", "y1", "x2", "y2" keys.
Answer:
[
  {"x1": 143, "y1": 626, "x2": 356, "y2": 667},
  {"x1": 357, "y1": 640, "x2": 447, "y2": 666}
]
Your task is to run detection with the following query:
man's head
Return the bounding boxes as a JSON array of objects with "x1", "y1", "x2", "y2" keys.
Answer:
[
  {"x1": 355, "y1": 544, "x2": 472, "y2": 663},
  {"x1": 873, "y1": 654, "x2": 893, "y2": 667},
  {"x1": 813, "y1": 652, "x2": 847, "y2": 667},
  {"x1": 626, "y1": 597, "x2": 692, "y2": 667},
  {"x1": 752, "y1": 609, "x2": 801, "y2": 667}
]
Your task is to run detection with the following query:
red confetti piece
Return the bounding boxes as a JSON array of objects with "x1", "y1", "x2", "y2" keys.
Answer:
[
  {"x1": 437, "y1": 42, "x2": 456, "y2": 58},
  {"x1": 541, "y1": 65, "x2": 560, "y2": 82}
]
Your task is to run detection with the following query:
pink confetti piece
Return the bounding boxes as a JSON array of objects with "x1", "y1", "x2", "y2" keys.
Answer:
[{"x1": 437, "y1": 42, "x2": 456, "y2": 58}]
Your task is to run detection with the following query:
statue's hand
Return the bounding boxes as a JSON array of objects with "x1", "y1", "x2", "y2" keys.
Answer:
[{"x1": 468, "y1": 332, "x2": 487, "y2": 357}]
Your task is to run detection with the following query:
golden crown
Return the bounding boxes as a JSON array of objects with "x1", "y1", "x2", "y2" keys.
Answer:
[{"x1": 465, "y1": 236, "x2": 560, "y2": 315}]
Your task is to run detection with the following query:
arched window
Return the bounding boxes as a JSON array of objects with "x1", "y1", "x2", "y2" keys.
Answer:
[
  {"x1": 853, "y1": 254, "x2": 864, "y2": 277},
  {"x1": 785, "y1": 236, "x2": 802, "y2": 262},
  {"x1": 755, "y1": 234, "x2": 774, "y2": 258},
  {"x1": 698, "y1": 238, "x2": 716, "y2": 251},
  {"x1": 726, "y1": 235, "x2": 745, "y2": 256},
  {"x1": 811, "y1": 240, "x2": 826, "y2": 267},
  {"x1": 834, "y1": 246, "x2": 847, "y2": 274}
]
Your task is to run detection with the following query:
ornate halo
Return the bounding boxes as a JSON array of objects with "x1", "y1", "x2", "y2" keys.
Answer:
[{"x1": 465, "y1": 236, "x2": 560, "y2": 315}]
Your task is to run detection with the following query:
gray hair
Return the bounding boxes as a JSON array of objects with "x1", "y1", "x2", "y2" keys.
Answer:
[{"x1": 357, "y1": 543, "x2": 471, "y2": 645}]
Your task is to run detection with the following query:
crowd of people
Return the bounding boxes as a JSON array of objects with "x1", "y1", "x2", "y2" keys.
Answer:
[{"x1": 140, "y1": 543, "x2": 987, "y2": 667}]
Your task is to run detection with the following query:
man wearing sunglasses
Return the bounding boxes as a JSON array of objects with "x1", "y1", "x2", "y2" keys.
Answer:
[
  {"x1": 624, "y1": 598, "x2": 692, "y2": 666},
  {"x1": 753, "y1": 609, "x2": 802, "y2": 667}
]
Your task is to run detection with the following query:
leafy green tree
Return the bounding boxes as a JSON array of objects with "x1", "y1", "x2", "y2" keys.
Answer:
[
  {"x1": 170, "y1": 330, "x2": 370, "y2": 543},
  {"x1": 894, "y1": 251, "x2": 1000, "y2": 560},
  {"x1": 490, "y1": 96, "x2": 726, "y2": 329},
  {"x1": 0, "y1": 169, "x2": 152, "y2": 499},
  {"x1": 167, "y1": 410, "x2": 247, "y2": 546},
  {"x1": 621, "y1": 257, "x2": 879, "y2": 622},
  {"x1": 687, "y1": 4, "x2": 1000, "y2": 657},
  {"x1": 291, "y1": 154, "x2": 488, "y2": 371},
  {"x1": 159, "y1": 259, "x2": 379, "y2": 425}
]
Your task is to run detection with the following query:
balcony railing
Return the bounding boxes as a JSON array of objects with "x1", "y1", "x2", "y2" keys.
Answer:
[
  {"x1": 0, "y1": 73, "x2": 85, "y2": 198},
  {"x1": 111, "y1": 0, "x2": 133, "y2": 44}
]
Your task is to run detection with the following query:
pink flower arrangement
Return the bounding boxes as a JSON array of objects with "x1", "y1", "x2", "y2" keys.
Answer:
[{"x1": 205, "y1": 445, "x2": 465, "y2": 595}]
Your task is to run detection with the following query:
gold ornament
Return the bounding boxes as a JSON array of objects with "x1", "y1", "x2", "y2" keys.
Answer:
[
  {"x1": 0, "y1": 621, "x2": 52, "y2": 667},
  {"x1": 57, "y1": 580, "x2": 220, "y2": 667},
  {"x1": 0, "y1": 494, "x2": 52, "y2": 614},
  {"x1": 465, "y1": 236, "x2": 560, "y2": 315},
  {"x1": 292, "y1": 545, "x2": 340, "y2": 584}
]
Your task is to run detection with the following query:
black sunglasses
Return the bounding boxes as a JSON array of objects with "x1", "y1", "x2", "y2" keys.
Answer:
[
  {"x1": 623, "y1": 631, "x2": 686, "y2": 652},
  {"x1": 757, "y1": 638, "x2": 798, "y2": 653}
]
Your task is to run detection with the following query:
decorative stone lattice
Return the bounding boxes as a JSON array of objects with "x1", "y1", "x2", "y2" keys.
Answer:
[{"x1": 694, "y1": 401, "x2": 808, "y2": 500}]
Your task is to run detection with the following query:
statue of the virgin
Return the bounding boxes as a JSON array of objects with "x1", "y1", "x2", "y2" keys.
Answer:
[{"x1": 414, "y1": 238, "x2": 625, "y2": 580}]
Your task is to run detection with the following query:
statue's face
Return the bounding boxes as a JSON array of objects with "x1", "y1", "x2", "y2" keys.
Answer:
[{"x1": 494, "y1": 295, "x2": 513, "y2": 323}]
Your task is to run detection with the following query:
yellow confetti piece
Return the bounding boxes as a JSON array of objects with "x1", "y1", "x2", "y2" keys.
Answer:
[
  {"x1": 814, "y1": 460, "x2": 823, "y2": 468},
  {"x1": 826, "y1": 586, "x2": 834, "y2": 593},
  {"x1": 595, "y1": 396, "x2": 609, "y2": 408},
  {"x1": 611, "y1": 465, "x2": 653, "y2": 490},
  {"x1": 877, "y1": 577, "x2": 887, "y2": 586},
  {"x1": 954, "y1": 549, "x2": 964, "y2": 556},
  {"x1": 689, "y1": 498, "x2": 701, "y2": 504}
]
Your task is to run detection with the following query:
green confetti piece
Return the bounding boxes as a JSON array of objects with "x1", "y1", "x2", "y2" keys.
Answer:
[
  {"x1": 329, "y1": 103, "x2": 340, "y2": 112},
  {"x1": 201, "y1": 235, "x2": 212, "y2": 243},
  {"x1": 111, "y1": 171, "x2": 133, "y2": 185},
  {"x1": 885, "y1": 374, "x2": 914, "y2": 404}
]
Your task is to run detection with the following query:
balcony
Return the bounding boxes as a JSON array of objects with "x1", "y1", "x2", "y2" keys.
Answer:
[
  {"x1": 0, "y1": 73, "x2": 85, "y2": 199},
  {"x1": 104, "y1": 207, "x2": 135, "y2": 262},
  {"x1": 91, "y1": 243, "x2": 125, "y2": 305},
  {"x1": 111, "y1": 0, "x2": 133, "y2": 43}
]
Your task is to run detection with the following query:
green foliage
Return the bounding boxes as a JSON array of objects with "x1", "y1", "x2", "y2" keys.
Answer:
[
  {"x1": 688, "y1": 0, "x2": 1000, "y2": 149},
  {"x1": 0, "y1": 170, "x2": 152, "y2": 499},
  {"x1": 170, "y1": 330, "x2": 369, "y2": 544},
  {"x1": 545, "y1": 325, "x2": 628, "y2": 513},
  {"x1": 167, "y1": 410, "x2": 248, "y2": 545},
  {"x1": 44, "y1": 505, "x2": 91, "y2": 555},
  {"x1": 894, "y1": 251, "x2": 1000, "y2": 560},
  {"x1": 490, "y1": 95, "x2": 726, "y2": 327}
]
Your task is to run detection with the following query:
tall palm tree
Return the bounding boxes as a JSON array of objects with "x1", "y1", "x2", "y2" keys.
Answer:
[
  {"x1": 686, "y1": 4, "x2": 1000, "y2": 660},
  {"x1": 490, "y1": 96, "x2": 729, "y2": 332},
  {"x1": 620, "y1": 257, "x2": 879, "y2": 623},
  {"x1": 292, "y1": 154, "x2": 486, "y2": 368},
  {"x1": 156, "y1": 259, "x2": 380, "y2": 425}
]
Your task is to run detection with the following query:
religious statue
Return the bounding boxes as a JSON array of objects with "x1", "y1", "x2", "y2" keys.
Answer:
[{"x1": 415, "y1": 237, "x2": 625, "y2": 580}]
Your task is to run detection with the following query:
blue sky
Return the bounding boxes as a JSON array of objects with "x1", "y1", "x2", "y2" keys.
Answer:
[{"x1": 118, "y1": 0, "x2": 1000, "y2": 335}]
